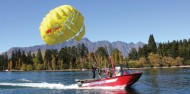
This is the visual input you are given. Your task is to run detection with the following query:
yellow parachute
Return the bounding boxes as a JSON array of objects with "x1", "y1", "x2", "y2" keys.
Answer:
[{"x1": 39, "y1": 5, "x2": 85, "y2": 45}]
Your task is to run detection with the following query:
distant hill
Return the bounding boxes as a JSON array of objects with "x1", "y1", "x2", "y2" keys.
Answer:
[{"x1": 3, "y1": 38, "x2": 145, "y2": 58}]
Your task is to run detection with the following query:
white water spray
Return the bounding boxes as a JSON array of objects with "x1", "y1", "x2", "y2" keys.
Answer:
[
  {"x1": 19, "y1": 78, "x2": 33, "y2": 82},
  {"x1": 0, "y1": 82, "x2": 124, "y2": 90}
]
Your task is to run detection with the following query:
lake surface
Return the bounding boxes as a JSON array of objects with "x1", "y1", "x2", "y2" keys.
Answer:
[{"x1": 0, "y1": 68, "x2": 190, "y2": 94}]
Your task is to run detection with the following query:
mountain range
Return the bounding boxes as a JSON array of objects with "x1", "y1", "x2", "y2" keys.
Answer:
[{"x1": 3, "y1": 38, "x2": 145, "y2": 58}]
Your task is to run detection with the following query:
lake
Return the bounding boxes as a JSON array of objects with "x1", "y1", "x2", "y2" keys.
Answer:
[{"x1": 0, "y1": 68, "x2": 190, "y2": 94}]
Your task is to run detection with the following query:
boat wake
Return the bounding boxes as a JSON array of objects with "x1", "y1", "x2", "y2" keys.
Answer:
[
  {"x1": 0, "y1": 82, "x2": 124, "y2": 90},
  {"x1": 0, "y1": 82, "x2": 77, "y2": 89},
  {"x1": 19, "y1": 78, "x2": 33, "y2": 82}
]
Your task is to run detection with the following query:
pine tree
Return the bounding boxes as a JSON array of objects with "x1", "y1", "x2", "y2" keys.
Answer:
[
  {"x1": 21, "y1": 51, "x2": 27, "y2": 64},
  {"x1": 71, "y1": 46, "x2": 77, "y2": 68},
  {"x1": 20, "y1": 51, "x2": 27, "y2": 70},
  {"x1": 44, "y1": 49, "x2": 52, "y2": 70},
  {"x1": 170, "y1": 40, "x2": 179, "y2": 58},
  {"x1": 62, "y1": 47, "x2": 69, "y2": 69},
  {"x1": 58, "y1": 48, "x2": 64, "y2": 69},
  {"x1": 3, "y1": 52, "x2": 8, "y2": 70},
  {"x1": 128, "y1": 48, "x2": 138, "y2": 60},
  {"x1": 27, "y1": 51, "x2": 33, "y2": 65},
  {"x1": 0, "y1": 55, "x2": 3, "y2": 70},
  {"x1": 138, "y1": 47, "x2": 143, "y2": 59},
  {"x1": 142, "y1": 44, "x2": 149, "y2": 58},
  {"x1": 18, "y1": 49, "x2": 21, "y2": 59},
  {"x1": 36, "y1": 49, "x2": 43, "y2": 64},
  {"x1": 148, "y1": 34, "x2": 157, "y2": 53},
  {"x1": 11, "y1": 51, "x2": 16, "y2": 69}
]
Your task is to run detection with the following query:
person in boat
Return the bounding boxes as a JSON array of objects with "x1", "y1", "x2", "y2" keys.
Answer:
[
  {"x1": 97, "y1": 67, "x2": 102, "y2": 78},
  {"x1": 107, "y1": 68, "x2": 112, "y2": 77},
  {"x1": 115, "y1": 66, "x2": 123, "y2": 76},
  {"x1": 92, "y1": 65, "x2": 96, "y2": 79},
  {"x1": 120, "y1": 67, "x2": 123, "y2": 75}
]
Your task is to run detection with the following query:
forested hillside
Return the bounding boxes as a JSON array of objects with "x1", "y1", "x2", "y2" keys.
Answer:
[{"x1": 0, "y1": 35, "x2": 190, "y2": 71}]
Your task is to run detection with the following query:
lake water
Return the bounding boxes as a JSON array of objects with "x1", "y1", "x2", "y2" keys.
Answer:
[{"x1": 0, "y1": 68, "x2": 190, "y2": 94}]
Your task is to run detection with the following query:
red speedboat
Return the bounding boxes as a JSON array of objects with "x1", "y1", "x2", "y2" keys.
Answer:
[
  {"x1": 75, "y1": 56, "x2": 143, "y2": 88},
  {"x1": 75, "y1": 70, "x2": 142, "y2": 87}
]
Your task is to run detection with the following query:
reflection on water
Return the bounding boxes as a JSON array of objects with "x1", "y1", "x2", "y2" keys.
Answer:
[
  {"x1": 76, "y1": 87, "x2": 139, "y2": 94},
  {"x1": 74, "y1": 87, "x2": 139, "y2": 94},
  {"x1": 75, "y1": 89, "x2": 126, "y2": 94}
]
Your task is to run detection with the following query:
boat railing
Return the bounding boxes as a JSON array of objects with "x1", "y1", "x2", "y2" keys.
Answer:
[{"x1": 101, "y1": 67, "x2": 142, "y2": 77}]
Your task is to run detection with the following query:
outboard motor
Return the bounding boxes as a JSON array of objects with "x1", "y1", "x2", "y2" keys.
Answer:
[
  {"x1": 77, "y1": 82, "x2": 83, "y2": 87},
  {"x1": 75, "y1": 79, "x2": 83, "y2": 87}
]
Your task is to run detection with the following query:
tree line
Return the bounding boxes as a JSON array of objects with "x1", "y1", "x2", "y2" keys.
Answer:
[
  {"x1": 1, "y1": 34, "x2": 190, "y2": 71},
  {"x1": 0, "y1": 43, "x2": 124, "y2": 71},
  {"x1": 127, "y1": 34, "x2": 190, "y2": 67}
]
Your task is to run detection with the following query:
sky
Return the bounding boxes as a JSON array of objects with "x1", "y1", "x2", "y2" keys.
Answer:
[{"x1": 0, "y1": 0, "x2": 190, "y2": 53}]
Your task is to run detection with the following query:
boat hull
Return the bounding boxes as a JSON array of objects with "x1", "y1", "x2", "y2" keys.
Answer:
[{"x1": 77, "y1": 72, "x2": 142, "y2": 87}]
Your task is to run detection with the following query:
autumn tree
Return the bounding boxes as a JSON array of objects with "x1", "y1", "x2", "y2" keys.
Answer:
[
  {"x1": 111, "y1": 48, "x2": 123, "y2": 66},
  {"x1": 148, "y1": 53, "x2": 161, "y2": 67},
  {"x1": 95, "y1": 47, "x2": 109, "y2": 67}
]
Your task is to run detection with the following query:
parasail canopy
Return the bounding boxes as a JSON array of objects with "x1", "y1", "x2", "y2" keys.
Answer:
[{"x1": 39, "y1": 5, "x2": 85, "y2": 45}]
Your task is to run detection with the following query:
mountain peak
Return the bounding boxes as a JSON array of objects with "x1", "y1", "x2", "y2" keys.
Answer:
[{"x1": 4, "y1": 38, "x2": 145, "y2": 58}]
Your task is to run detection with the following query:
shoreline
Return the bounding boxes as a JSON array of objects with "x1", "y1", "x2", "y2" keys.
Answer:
[
  {"x1": 129, "y1": 65, "x2": 190, "y2": 70},
  {"x1": 1, "y1": 65, "x2": 190, "y2": 72},
  {"x1": 0, "y1": 69, "x2": 91, "y2": 72}
]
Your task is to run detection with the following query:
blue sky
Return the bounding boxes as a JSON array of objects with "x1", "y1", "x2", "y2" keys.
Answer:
[{"x1": 0, "y1": 0, "x2": 190, "y2": 53}]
